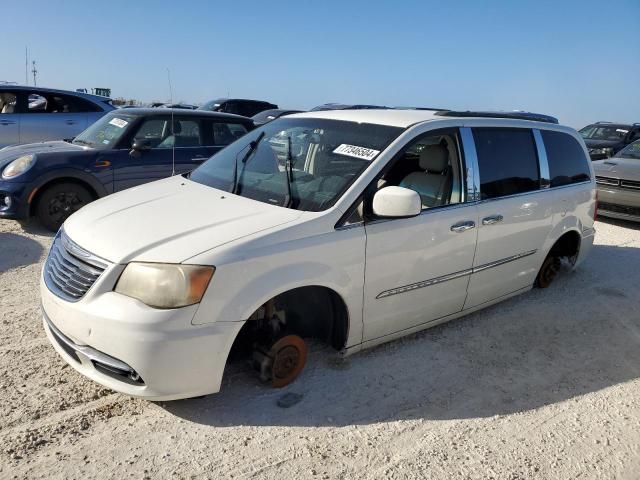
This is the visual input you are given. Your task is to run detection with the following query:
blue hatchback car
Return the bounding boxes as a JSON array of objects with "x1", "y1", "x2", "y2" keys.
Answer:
[{"x1": 0, "y1": 108, "x2": 254, "y2": 230}]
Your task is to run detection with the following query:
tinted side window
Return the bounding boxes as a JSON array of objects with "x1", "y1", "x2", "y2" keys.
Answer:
[
  {"x1": 25, "y1": 92, "x2": 100, "y2": 113},
  {"x1": 541, "y1": 130, "x2": 591, "y2": 187},
  {"x1": 0, "y1": 92, "x2": 17, "y2": 114},
  {"x1": 211, "y1": 122, "x2": 248, "y2": 145},
  {"x1": 473, "y1": 128, "x2": 540, "y2": 199}
]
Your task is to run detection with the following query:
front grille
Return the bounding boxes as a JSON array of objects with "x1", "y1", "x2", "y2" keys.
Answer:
[
  {"x1": 620, "y1": 180, "x2": 640, "y2": 190},
  {"x1": 595, "y1": 176, "x2": 619, "y2": 186},
  {"x1": 44, "y1": 231, "x2": 109, "y2": 301},
  {"x1": 599, "y1": 202, "x2": 640, "y2": 217}
]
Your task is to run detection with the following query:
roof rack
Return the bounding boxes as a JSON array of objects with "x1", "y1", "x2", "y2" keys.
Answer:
[{"x1": 434, "y1": 110, "x2": 559, "y2": 124}]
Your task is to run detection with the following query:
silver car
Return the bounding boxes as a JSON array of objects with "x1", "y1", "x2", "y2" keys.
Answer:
[
  {"x1": 0, "y1": 86, "x2": 114, "y2": 148},
  {"x1": 594, "y1": 140, "x2": 640, "y2": 222}
]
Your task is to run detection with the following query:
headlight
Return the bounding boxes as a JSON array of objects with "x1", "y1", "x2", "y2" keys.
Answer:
[
  {"x1": 115, "y1": 263, "x2": 215, "y2": 309},
  {"x1": 2, "y1": 154, "x2": 36, "y2": 179},
  {"x1": 590, "y1": 147, "x2": 614, "y2": 157}
]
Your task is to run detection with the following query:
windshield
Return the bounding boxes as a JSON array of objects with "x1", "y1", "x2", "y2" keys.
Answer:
[
  {"x1": 579, "y1": 125, "x2": 629, "y2": 141},
  {"x1": 73, "y1": 113, "x2": 136, "y2": 149},
  {"x1": 615, "y1": 141, "x2": 640, "y2": 160},
  {"x1": 190, "y1": 118, "x2": 403, "y2": 211}
]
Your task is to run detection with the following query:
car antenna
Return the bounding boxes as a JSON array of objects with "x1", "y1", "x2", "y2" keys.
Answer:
[{"x1": 167, "y1": 68, "x2": 176, "y2": 176}]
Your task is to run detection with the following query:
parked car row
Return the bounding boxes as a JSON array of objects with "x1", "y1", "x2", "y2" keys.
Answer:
[{"x1": 0, "y1": 108, "x2": 254, "y2": 229}]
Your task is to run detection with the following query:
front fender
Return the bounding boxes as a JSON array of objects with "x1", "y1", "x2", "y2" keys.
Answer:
[
  {"x1": 190, "y1": 225, "x2": 367, "y2": 348},
  {"x1": 31, "y1": 167, "x2": 110, "y2": 198}
]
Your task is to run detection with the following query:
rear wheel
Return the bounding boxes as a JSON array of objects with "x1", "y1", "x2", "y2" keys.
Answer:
[
  {"x1": 535, "y1": 255, "x2": 562, "y2": 288},
  {"x1": 36, "y1": 183, "x2": 93, "y2": 231}
]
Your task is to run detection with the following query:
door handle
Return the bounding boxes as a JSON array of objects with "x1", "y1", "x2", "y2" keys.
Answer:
[
  {"x1": 191, "y1": 155, "x2": 206, "y2": 161},
  {"x1": 482, "y1": 214, "x2": 503, "y2": 225},
  {"x1": 0, "y1": 120, "x2": 16, "y2": 125},
  {"x1": 450, "y1": 220, "x2": 476, "y2": 232},
  {"x1": 65, "y1": 120, "x2": 77, "y2": 125}
]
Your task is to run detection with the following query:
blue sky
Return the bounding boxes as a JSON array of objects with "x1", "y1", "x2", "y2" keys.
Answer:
[{"x1": 3, "y1": 0, "x2": 639, "y2": 127}]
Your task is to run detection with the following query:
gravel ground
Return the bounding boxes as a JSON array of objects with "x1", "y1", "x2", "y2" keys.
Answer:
[{"x1": 1, "y1": 217, "x2": 639, "y2": 479}]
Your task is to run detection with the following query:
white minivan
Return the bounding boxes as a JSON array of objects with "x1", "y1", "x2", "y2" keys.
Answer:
[{"x1": 41, "y1": 109, "x2": 596, "y2": 400}]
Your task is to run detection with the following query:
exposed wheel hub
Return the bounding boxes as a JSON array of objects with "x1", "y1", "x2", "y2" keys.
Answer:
[
  {"x1": 253, "y1": 334, "x2": 308, "y2": 388},
  {"x1": 537, "y1": 256, "x2": 561, "y2": 288}
]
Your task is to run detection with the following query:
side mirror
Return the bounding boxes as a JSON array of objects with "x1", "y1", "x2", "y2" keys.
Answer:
[
  {"x1": 129, "y1": 138, "x2": 152, "y2": 157},
  {"x1": 372, "y1": 186, "x2": 422, "y2": 218},
  {"x1": 131, "y1": 138, "x2": 152, "y2": 151}
]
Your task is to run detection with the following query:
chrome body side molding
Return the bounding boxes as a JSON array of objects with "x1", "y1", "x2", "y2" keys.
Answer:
[{"x1": 377, "y1": 249, "x2": 537, "y2": 299}]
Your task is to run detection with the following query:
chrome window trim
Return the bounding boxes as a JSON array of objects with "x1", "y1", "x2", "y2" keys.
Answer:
[
  {"x1": 459, "y1": 127, "x2": 481, "y2": 202},
  {"x1": 377, "y1": 249, "x2": 538, "y2": 299},
  {"x1": 532, "y1": 129, "x2": 551, "y2": 189}
]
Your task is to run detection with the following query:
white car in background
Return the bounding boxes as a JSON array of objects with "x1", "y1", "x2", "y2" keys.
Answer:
[{"x1": 40, "y1": 108, "x2": 596, "y2": 400}]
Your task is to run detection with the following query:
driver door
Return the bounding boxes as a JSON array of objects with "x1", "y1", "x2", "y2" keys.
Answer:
[
  {"x1": 112, "y1": 116, "x2": 188, "y2": 191},
  {"x1": 362, "y1": 128, "x2": 478, "y2": 342}
]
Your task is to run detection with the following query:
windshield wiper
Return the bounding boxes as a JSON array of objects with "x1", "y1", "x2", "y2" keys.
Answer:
[
  {"x1": 230, "y1": 131, "x2": 265, "y2": 194},
  {"x1": 283, "y1": 136, "x2": 294, "y2": 208}
]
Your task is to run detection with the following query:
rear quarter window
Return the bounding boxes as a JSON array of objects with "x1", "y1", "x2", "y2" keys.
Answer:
[
  {"x1": 473, "y1": 128, "x2": 540, "y2": 199},
  {"x1": 541, "y1": 130, "x2": 591, "y2": 187}
]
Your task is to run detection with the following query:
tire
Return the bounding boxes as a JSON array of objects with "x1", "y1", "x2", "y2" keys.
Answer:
[
  {"x1": 36, "y1": 182, "x2": 93, "y2": 231},
  {"x1": 535, "y1": 255, "x2": 562, "y2": 289}
]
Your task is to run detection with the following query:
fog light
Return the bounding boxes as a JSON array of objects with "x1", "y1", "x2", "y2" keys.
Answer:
[{"x1": 1, "y1": 195, "x2": 11, "y2": 210}]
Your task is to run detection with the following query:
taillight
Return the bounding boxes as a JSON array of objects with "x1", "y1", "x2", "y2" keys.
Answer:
[{"x1": 593, "y1": 190, "x2": 599, "y2": 222}]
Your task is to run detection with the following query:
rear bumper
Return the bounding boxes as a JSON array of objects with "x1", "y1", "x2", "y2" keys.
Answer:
[
  {"x1": 0, "y1": 180, "x2": 30, "y2": 220},
  {"x1": 597, "y1": 186, "x2": 640, "y2": 223}
]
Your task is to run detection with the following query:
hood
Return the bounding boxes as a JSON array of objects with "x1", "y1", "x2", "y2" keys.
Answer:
[
  {"x1": 593, "y1": 158, "x2": 640, "y2": 181},
  {"x1": 0, "y1": 141, "x2": 88, "y2": 168},
  {"x1": 63, "y1": 175, "x2": 304, "y2": 264},
  {"x1": 583, "y1": 138, "x2": 621, "y2": 149}
]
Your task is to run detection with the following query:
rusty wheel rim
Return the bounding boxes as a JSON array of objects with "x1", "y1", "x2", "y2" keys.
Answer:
[{"x1": 270, "y1": 335, "x2": 307, "y2": 388}]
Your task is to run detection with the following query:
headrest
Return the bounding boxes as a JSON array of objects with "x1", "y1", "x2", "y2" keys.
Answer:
[{"x1": 419, "y1": 144, "x2": 448, "y2": 172}]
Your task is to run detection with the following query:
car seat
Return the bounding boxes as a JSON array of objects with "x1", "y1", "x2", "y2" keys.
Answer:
[{"x1": 399, "y1": 144, "x2": 451, "y2": 208}]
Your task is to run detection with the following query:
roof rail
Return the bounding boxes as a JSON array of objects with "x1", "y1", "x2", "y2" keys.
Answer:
[
  {"x1": 595, "y1": 121, "x2": 613, "y2": 124},
  {"x1": 393, "y1": 106, "x2": 450, "y2": 111},
  {"x1": 434, "y1": 110, "x2": 559, "y2": 124}
]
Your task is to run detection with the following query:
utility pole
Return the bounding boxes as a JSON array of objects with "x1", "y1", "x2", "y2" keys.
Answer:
[
  {"x1": 31, "y1": 60, "x2": 37, "y2": 86},
  {"x1": 25, "y1": 47, "x2": 28, "y2": 85}
]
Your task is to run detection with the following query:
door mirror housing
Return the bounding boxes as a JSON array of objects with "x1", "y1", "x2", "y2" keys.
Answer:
[
  {"x1": 372, "y1": 186, "x2": 422, "y2": 218},
  {"x1": 131, "y1": 138, "x2": 152, "y2": 151}
]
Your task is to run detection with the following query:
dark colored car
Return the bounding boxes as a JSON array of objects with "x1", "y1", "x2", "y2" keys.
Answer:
[
  {"x1": 198, "y1": 98, "x2": 278, "y2": 117},
  {"x1": 579, "y1": 122, "x2": 640, "y2": 160},
  {"x1": 0, "y1": 108, "x2": 253, "y2": 230},
  {"x1": 251, "y1": 109, "x2": 303, "y2": 126},
  {"x1": 310, "y1": 103, "x2": 389, "y2": 111}
]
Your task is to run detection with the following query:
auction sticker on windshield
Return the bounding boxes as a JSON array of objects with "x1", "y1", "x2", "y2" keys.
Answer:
[
  {"x1": 108, "y1": 118, "x2": 128, "y2": 129},
  {"x1": 333, "y1": 144, "x2": 380, "y2": 161}
]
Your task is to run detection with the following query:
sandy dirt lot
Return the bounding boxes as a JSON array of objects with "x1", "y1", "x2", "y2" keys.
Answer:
[{"x1": 1, "y1": 217, "x2": 639, "y2": 479}]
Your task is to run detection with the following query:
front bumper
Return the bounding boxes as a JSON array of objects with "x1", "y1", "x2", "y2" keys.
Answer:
[
  {"x1": 0, "y1": 180, "x2": 31, "y2": 220},
  {"x1": 597, "y1": 185, "x2": 640, "y2": 223},
  {"x1": 41, "y1": 271, "x2": 245, "y2": 400}
]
